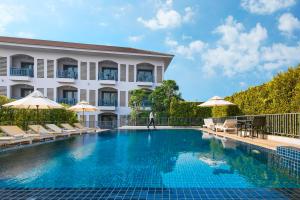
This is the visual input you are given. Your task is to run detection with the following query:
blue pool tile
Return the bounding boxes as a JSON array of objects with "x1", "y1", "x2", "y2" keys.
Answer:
[{"x1": 0, "y1": 188, "x2": 299, "y2": 200}]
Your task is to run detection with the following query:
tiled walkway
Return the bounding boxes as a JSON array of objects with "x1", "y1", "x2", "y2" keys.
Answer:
[
  {"x1": 200, "y1": 128, "x2": 300, "y2": 150},
  {"x1": 1, "y1": 188, "x2": 300, "y2": 200}
]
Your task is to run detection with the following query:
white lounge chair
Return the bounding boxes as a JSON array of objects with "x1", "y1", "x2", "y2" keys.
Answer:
[
  {"x1": 46, "y1": 124, "x2": 78, "y2": 136},
  {"x1": 73, "y1": 123, "x2": 98, "y2": 133},
  {"x1": 61, "y1": 123, "x2": 83, "y2": 134},
  {"x1": 29, "y1": 125, "x2": 69, "y2": 138},
  {"x1": 0, "y1": 125, "x2": 52, "y2": 142},
  {"x1": 215, "y1": 119, "x2": 237, "y2": 133},
  {"x1": 0, "y1": 133, "x2": 32, "y2": 146},
  {"x1": 203, "y1": 118, "x2": 215, "y2": 130}
]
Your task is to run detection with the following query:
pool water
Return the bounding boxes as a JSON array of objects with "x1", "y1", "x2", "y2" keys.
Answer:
[{"x1": 0, "y1": 129, "x2": 299, "y2": 188}]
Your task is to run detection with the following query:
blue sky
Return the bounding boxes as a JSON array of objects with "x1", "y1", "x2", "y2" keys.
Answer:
[{"x1": 1, "y1": 0, "x2": 300, "y2": 101}]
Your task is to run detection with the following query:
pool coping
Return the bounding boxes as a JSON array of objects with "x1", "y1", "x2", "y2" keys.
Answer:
[{"x1": 0, "y1": 129, "x2": 110, "y2": 153}]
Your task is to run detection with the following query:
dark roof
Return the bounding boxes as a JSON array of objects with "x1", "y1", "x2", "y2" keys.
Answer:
[{"x1": 0, "y1": 36, "x2": 174, "y2": 58}]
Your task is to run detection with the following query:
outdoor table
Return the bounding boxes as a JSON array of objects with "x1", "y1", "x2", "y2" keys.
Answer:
[{"x1": 237, "y1": 119, "x2": 253, "y2": 137}]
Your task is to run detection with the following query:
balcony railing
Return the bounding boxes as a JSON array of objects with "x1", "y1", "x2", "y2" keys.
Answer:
[
  {"x1": 10, "y1": 67, "x2": 33, "y2": 77},
  {"x1": 98, "y1": 72, "x2": 118, "y2": 81},
  {"x1": 137, "y1": 75, "x2": 153, "y2": 82},
  {"x1": 57, "y1": 98, "x2": 77, "y2": 105},
  {"x1": 98, "y1": 99, "x2": 118, "y2": 107},
  {"x1": 57, "y1": 70, "x2": 78, "y2": 79}
]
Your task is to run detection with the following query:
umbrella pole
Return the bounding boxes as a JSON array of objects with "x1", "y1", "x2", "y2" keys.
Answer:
[
  {"x1": 36, "y1": 105, "x2": 40, "y2": 134},
  {"x1": 83, "y1": 108, "x2": 85, "y2": 126}
]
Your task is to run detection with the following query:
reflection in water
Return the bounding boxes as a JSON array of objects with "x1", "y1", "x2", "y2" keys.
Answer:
[{"x1": 0, "y1": 129, "x2": 299, "y2": 188}]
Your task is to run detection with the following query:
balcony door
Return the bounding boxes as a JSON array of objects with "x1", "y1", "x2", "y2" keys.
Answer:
[
  {"x1": 21, "y1": 88, "x2": 33, "y2": 97},
  {"x1": 101, "y1": 67, "x2": 118, "y2": 80},
  {"x1": 101, "y1": 92, "x2": 117, "y2": 105},
  {"x1": 137, "y1": 70, "x2": 153, "y2": 82},
  {"x1": 63, "y1": 90, "x2": 77, "y2": 99},
  {"x1": 21, "y1": 62, "x2": 34, "y2": 70}
]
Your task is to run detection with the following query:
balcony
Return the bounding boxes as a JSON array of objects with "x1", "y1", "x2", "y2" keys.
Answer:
[
  {"x1": 57, "y1": 70, "x2": 78, "y2": 83},
  {"x1": 57, "y1": 98, "x2": 77, "y2": 105},
  {"x1": 136, "y1": 74, "x2": 154, "y2": 87},
  {"x1": 98, "y1": 71, "x2": 118, "y2": 85},
  {"x1": 98, "y1": 99, "x2": 118, "y2": 111},
  {"x1": 9, "y1": 68, "x2": 33, "y2": 81}
]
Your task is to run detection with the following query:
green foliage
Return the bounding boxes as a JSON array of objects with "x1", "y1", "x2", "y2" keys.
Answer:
[
  {"x1": 0, "y1": 95, "x2": 78, "y2": 130},
  {"x1": 212, "y1": 105, "x2": 242, "y2": 118},
  {"x1": 128, "y1": 89, "x2": 149, "y2": 111},
  {"x1": 226, "y1": 65, "x2": 300, "y2": 114},
  {"x1": 169, "y1": 99, "x2": 212, "y2": 125},
  {"x1": 149, "y1": 80, "x2": 181, "y2": 115}
]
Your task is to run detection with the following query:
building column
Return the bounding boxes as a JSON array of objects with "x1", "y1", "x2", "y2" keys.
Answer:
[
  {"x1": 34, "y1": 57, "x2": 38, "y2": 78},
  {"x1": 96, "y1": 61, "x2": 99, "y2": 81},
  {"x1": 133, "y1": 65, "x2": 136, "y2": 82},
  {"x1": 7, "y1": 55, "x2": 10, "y2": 77},
  {"x1": 53, "y1": 59, "x2": 57, "y2": 78},
  {"x1": 7, "y1": 85, "x2": 11, "y2": 99},
  {"x1": 118, "y1": 64, "x2": 120, "y2": 81},
  {"x1": 154, "y1": 66, "x2": 157, "y2": 83},
  {"x1": 77, "y1": 59, "x2": 81, "y2": 80},
  {"x1": 52, "y1": 87, "x2": 57, "y2": 102}
]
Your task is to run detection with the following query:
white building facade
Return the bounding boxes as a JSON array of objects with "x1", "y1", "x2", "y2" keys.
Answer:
[{"x1": 0, "y1": 37, "x2": 173, "y2": 128}]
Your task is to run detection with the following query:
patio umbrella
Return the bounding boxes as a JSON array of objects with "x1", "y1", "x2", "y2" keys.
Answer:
[
  {"x1": 68, "y1": 101, "x2": 98, "y2": 124},
  {"x1": 2, "y1": 90, "x2": 64, "y2": 125},
  {"x1": 198, "y1": 96, "x2": 235, "y2": 107}
]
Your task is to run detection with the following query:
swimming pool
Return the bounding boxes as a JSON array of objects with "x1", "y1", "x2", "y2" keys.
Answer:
[{"x1": 0, "y1": 129, "x2": 299, "y2": 189}]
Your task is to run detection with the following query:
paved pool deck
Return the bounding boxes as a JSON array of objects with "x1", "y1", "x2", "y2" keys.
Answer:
[{"x1": 119, "y1": 126, "x2": 300, "y2": 151}]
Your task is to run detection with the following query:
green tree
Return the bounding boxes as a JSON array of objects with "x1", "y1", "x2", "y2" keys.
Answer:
[
  {"x1": 128, "y1": 89, "x2": 150, "y2": 121},
  {"x1": 149, "y1": 80, "x2": 181, "y2": 116}
]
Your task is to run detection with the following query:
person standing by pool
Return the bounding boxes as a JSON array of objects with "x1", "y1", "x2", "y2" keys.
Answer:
[{"x1": 147, "y1": 111, "x2": 155, "y2": 129}]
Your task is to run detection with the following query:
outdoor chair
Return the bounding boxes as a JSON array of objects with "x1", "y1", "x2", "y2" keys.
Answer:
[
  {"x1": 247, "y1": 116, "x2": 267, "y2": 139},
  {"x1": 60, "y1": 123, "x2": 82, "y2": 134},
  {"x1": 203, "y1": 118, "x2": 215, "y2": 130},
  {"x1": 73, "y1": 123, "x2": 97, "y2": 133},
  {"x1": 29, "y1": 125, "x2": 69, "y2": 138},
  {"x1": 46, "y1": 124, "x2": 78, "y2": 136},
  {"x1": 0, "y1": 125, "x2": 52, "y2": 142},
  {"x1": 0, "y1": 131, "x2": 32, "y2": 146},
  {"x1": 215, "y1": 119, "x2": 237, "y2": 133}
]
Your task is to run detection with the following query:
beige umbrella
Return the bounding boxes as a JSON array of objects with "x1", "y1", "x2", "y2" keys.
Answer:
[
  {"x1": 199, "y1": 96, "x2": 235, "y2": 107},
  {"x1": 2, "y1": 90, "x2": 64, "y2": 128},
  {"x1": 68, "y1": 101, "x2": 98, "y2": 123}
]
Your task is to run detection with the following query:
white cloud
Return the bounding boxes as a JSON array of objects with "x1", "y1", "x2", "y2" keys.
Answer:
[
  {"x1": 165, "y1": 37, "x2": 206, "y2": 59},
  {"x1": 241, "y1": 0, "x2": 296, "y2": 14},
  {"x1": 128, "y1": 35, "x2": 144, "y2": 42},
  {"x1": 182, "y1": 7, "x2": 195, "y2": 23},
  {"x1": 138, "y1": 1, "x2": 194, "y2": 30},
  {"x1": 261, "y1": 42, "x2": 300, "y2": 70},
  {"x1": 202, "y1": 16, "x2": 267, "y2": 76},
  {"x1": 0, "y1": 3, "x2": 26, "y2": 33},
  {"x1": 278, "y1": 13, "x2": 300, "y2": 37}
]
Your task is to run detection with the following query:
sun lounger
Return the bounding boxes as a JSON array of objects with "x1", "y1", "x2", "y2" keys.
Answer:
[
  {"x1": 61, "y1": 123, "x2": 83, "y2": 134},
  {"x1": 46, "y1": 124, "x2": 79, "y2": 135},
  {"x1": 0, "y1": 135, "x2": 32, "y2": 146},
  {"x1": 215, "y1": 119, "x2": 237, "y2": 133},
  {"x1": 73, "y1": 123, "x2": 97, "y2": 133},
  {"x1": 0, "y1": 125, "x2": 53, "y2": 142},
  {"x1": 29, "y1": 125, "x2": 69, "y2": 138},
  {"x1": 203, "y1": 118, "x2": 215, "y2": 130}
]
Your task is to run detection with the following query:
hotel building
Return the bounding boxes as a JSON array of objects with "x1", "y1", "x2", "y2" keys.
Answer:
[{"x1": 0, "y1": 37, "x2": 173, "y2": 128}]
